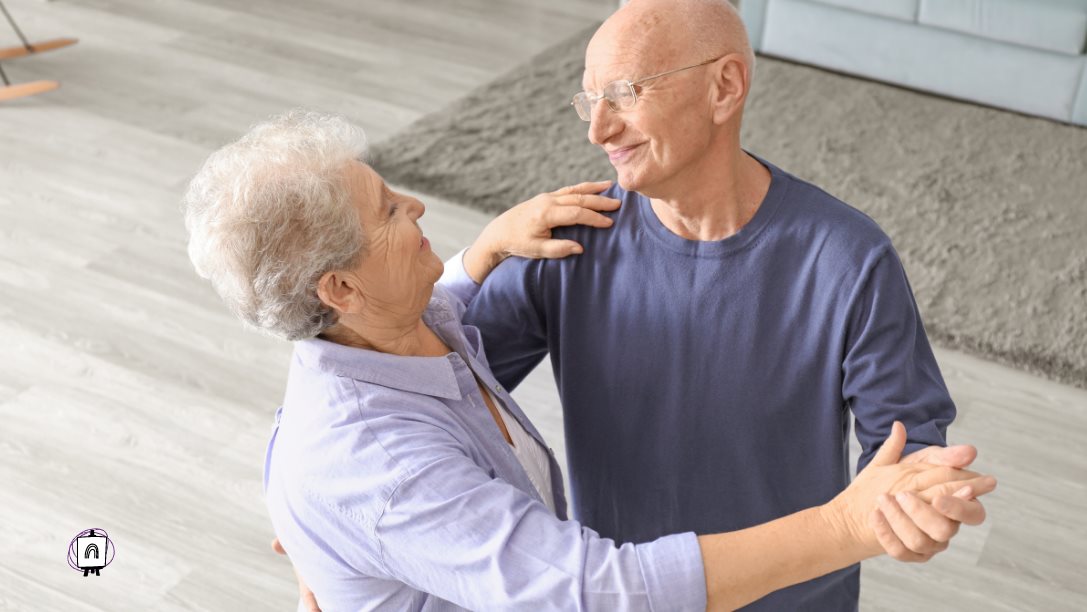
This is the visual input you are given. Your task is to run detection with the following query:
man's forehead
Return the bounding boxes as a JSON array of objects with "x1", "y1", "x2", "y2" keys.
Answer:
[
  {"x1": 581, "y1": 58, "x2": 643, "y2": 89},
  {"x1": 582, "y1": 24, "x2": 686, "y2": 89},
  {"x1": 582, "y1": 42, "x2": 663, "y2": 87}
]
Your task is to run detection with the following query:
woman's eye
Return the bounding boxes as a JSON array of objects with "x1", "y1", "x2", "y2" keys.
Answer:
[{"x1": 385, "y1": 190, "x2": 398, "y2": 217}]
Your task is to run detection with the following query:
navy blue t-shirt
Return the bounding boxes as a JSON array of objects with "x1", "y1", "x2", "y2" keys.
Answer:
[{"x1": 464, "y1": 157, "x2": 955, "y2": 610}]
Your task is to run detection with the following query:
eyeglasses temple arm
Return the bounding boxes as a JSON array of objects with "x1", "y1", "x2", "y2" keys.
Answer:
[{"x1": 631, "y1": 55, "x2": 724, "y2": 86}]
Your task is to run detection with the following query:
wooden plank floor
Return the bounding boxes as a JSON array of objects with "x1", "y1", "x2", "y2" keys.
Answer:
[{"x1": 1, "y1": 1, "x2": 1084, "y2": 610}]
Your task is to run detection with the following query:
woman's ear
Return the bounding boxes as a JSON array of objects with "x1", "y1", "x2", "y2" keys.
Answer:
[
  {"x1": 710, "y1": 53, "x2": 750, "y2": 125},
  {"x1": 316, "y1": 270, "x2": 365, "y2": 315}
]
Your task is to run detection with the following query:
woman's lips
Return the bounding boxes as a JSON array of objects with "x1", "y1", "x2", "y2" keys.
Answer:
[{"x1": 421, "y1": 236, "x2": 430, "y2": 251}]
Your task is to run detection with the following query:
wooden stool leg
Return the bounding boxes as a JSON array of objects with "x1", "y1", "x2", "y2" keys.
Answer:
[
  {"x1": 0, "y1": 38, "x2": 79, "y2": 61},
  {"x1": 0, "y1": 0, "x2": 75, "y2": 100},
  {"x1": 0, "y1": 0, "x2": 78, "y2": 60},
  {"x1": 0, "y1": 62, "x2": 60, "y2": 101},
  {"x1": 0, "y1": 79, "x2": 60, "y2": 100},
  {"x1": 0, "y1": 0, "x2": 34, "y2": 50}
]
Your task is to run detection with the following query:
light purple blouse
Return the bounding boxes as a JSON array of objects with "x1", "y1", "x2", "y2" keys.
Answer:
[{"x1": 262, "y1": 283, "x2": 706, "y2": 611}]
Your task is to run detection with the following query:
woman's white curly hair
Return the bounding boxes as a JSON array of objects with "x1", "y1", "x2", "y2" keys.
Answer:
[{"x1": 182, "y1": 109, "x2": 369, "y2": 341}]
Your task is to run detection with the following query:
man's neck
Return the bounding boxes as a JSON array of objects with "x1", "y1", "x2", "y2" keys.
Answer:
[{"x1": 648, "y1": 150, "x2": 772, "y2": 242}]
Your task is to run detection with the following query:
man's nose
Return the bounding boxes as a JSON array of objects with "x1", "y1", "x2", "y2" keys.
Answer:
[
  {"x1": 408, "y1": 197, "x2": 425, "y2": 219},
  {"x1": 587, "y1": 99, "x2": 620, "y2": 146}
]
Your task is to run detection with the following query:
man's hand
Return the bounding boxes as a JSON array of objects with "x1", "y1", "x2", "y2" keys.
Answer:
[
  {"x1": 902, "y1": 444, "x2": 977, "y2": 469},
  {"x1": 463, "y1": 180, "x2": 620, "y2": 283},
  {"x1": 871, "y1": 444, "x2": 994, "y2": 562},
  {"x1": 830, "y1": 422, "x2": 996, "y2": 561},
  {"x1": 272, "y1": 537, "x2": 321, "y2": 612}
]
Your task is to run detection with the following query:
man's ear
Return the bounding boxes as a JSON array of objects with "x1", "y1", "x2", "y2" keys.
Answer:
[
  {"x1": 710, "y1": 53, "x2": 750, "y2": 125},
  {"x1": 316, "y1": 270, "x2": 365, "y2": 315}
]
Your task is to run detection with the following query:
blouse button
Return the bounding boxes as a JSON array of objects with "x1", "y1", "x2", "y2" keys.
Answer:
[{"x1": 494, "y1": 384, "x2": 503, "y2": 393}]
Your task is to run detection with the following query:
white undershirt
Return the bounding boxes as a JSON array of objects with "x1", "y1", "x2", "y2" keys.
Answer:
[{"x1": 487, "y1": 390, "x2": 557, "y2": 515}]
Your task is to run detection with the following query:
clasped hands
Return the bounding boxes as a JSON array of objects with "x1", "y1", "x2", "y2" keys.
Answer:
[{"x1": 830, "y1": 421, "x2": 996, "y2": 563}]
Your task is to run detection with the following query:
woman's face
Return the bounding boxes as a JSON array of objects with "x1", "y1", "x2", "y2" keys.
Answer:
[{"x1": 344, "y1": 161, "x2": 444, "y2": 316}]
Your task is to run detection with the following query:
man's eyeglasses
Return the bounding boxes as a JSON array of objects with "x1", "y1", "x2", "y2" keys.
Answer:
[{"x1": 571, "y1": 55, "x2": 726, "y2": 122}]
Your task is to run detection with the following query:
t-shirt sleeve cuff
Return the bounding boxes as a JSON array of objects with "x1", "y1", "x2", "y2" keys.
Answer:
[
  {"x1": 636, "y1": 531, "x2": 707, "y2": 612},
  {"x1": 438, "y1": 247, "x2": 481, "y2": 308}
]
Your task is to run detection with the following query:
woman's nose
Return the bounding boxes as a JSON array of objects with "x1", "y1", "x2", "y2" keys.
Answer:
[{"x1": 409, "y1": 198, "x2": 425, "y2": 219}]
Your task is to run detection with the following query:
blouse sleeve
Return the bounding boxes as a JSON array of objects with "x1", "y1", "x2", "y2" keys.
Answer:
[{"x1": 369, "y1": 425, "x2": 707, "y2": 611}]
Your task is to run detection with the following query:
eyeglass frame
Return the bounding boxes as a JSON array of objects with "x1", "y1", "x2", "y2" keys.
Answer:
[{"x1": 571, "y1": 54, "x2": 728, "y2": 122}]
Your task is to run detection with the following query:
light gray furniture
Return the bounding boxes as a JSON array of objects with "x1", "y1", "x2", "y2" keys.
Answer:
[{"x1": 740, "y1": 0, "x2": 1087, "y2": 126}]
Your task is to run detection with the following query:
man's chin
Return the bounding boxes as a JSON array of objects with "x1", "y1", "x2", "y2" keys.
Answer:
[{"x1": 613, "y1": 169, "x2": 646, "y2": 195}]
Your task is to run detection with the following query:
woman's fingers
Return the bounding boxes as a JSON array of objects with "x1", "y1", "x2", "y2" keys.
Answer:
[
  {"x1": 869, "y1": 508, "x2": 931, "y2": 563},
  {"x1": 876, "y1": 493, "x2": 951, "y2": 555},
  {"x1": 545, "y1": 204, "x2": 615, "y2": 229},
  {"x1": 554, "y1": 180, "x2": 613, "y2": 195},
  {"x1": 272, "y1": 537, "x2": 323, "y2": 611},
  {"x1": 533, "y1": 239, "x2": 584, "y2": 258},
  {"x1": 299, "y1": 579, "x2": 322, "y2": 612},
  {"x1": 497, "y1": 186, "x2": 618, "y2": 261},
  {"x1": 555, "y1": 192, "x2": 622, "y2": 211}
]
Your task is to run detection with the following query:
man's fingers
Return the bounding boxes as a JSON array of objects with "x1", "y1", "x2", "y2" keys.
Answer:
[
  {"x1": 868, "y1": 421, "x2": 906, "y2": 468},
  {"x1": 923, "y1": 444, "x2": 978, "y2": 468},
  {"x1": 894, "y1": 491, "x2": 961, "y2": 543},
  {"x1": 556, "y1": 193, "x2": 621, "y2": 211},
  {"x1": 933, "y1": 493, "x2": 988, "y2": 526},
  {"x1": 901, "y1": 444, "x2": 977, "y2": 467},
  {"x1": 869, "y1": 508, "x2": 931, "y2": 562},
  {"x1": 877, "y1": 493, "x2": 949, "y2": 555},
  {"x1": 272, "y1": 537, "x2": 286, "y2": 555},
  {"x1": 554, "y1": 180, "x2": 613, "y2": 195}
]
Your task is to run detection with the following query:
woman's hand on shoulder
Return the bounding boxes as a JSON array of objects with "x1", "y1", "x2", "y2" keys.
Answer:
[{"x1": 463, "y1": 180, "x2": 620, "y2": 283}]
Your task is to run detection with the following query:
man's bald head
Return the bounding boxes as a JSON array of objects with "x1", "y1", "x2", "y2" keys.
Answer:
[
  {"x1": 580, "y1": 0, "x2": 757, "y2": 197},
  {"x1": 586, "y1": 0, "x2": 754, "y2": 83}
]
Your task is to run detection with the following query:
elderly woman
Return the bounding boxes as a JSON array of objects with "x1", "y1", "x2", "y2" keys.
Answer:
[{"x1": 183, "y1": 111, "x2": 994, "y2": 612}]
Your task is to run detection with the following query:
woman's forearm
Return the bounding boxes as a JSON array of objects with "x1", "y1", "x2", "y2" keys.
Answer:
[{"x1": 699, "y1": 502, "x2": 873, "y2": 611}]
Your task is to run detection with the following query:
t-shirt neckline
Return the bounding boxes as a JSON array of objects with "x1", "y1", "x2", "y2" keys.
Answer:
[{"x1": 634, "y1": 153, "x2": 788, "y2": 258}]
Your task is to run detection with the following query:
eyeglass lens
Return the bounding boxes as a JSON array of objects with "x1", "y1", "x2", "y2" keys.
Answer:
[{"x1": 572, "y1": 81, "x2": 638, "y2": 121}]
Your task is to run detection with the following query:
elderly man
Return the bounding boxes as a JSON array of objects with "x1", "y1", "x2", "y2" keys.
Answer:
[{"x1": 440, "y1": 0, "x2": 987, "y2": 609}]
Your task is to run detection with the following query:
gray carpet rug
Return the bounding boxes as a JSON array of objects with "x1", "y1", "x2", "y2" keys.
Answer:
[{"x1": 371, "y1": 24, "x2": 1087, "y2": 390}]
